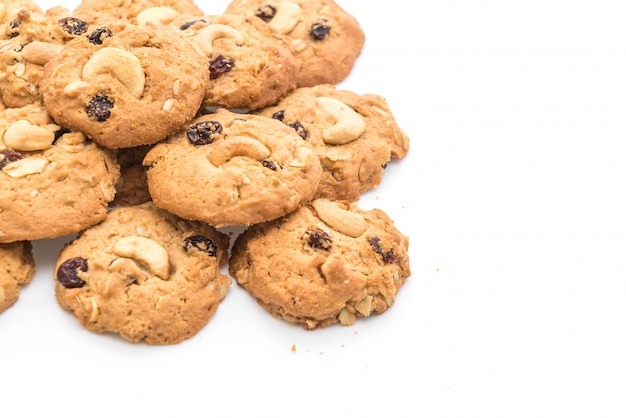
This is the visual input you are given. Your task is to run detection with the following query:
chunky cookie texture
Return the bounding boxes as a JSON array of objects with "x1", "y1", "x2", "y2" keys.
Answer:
[
  {"x1": 42, "y1": 22, "x2": 209, "y2": 148},
  {"x1": 229, "y1": 199, "x2": 410, "y2": 330},
  {"x1": 0, "y1": 240, "x2": 35, "y2": 314},
  {"x1": 171, "y1": 13, "x2": 299, "y2": 110},
  {"x1": 54, "y1": 202, "x2": 231, "y2": 345},
  {"x1": 73, "y1": 0, "x2": 205, "y2": 24},
  {"x1": 224, "y1": 0, "x2": 365, "y2": 87},
  {"x1": 144, "y1": 108, "x2": 322, "y2": 227},
  {"x1": 0, "y1": 103, "x2": 120, "y2": 243},
  {"x1": 257, "y1": 84, "x2": 410, "y2": 201}
]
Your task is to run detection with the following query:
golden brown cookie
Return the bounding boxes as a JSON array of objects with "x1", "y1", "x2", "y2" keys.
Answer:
[
  {"x1": 171, "y1": 13, "x2": 299, "y2": 110},
  {"x1": 144, "y1": 108, "x2": 322, "y2": 227},
  {"x1": 42, "y1": 22, "x2": 209, "y2": 148},
  {"x1": 256, "y1": 84, "x2": 410, "y2": 201},
  {"x1": 74, "y1": 0, "x2": 205, "y2": 24},
  {"x1": 0, "y1": 103, "x2": 120, "y2": 243},
  {"x1": 0, "y1": 240, "x2": 35, "y2": 314},
  {"x1": 54, "y1": 202, "x2": 231, "y2": 345},
  {"x1": 229, "y1": 199, "x2": 411, "y2": 330},
  {"x1": 224, "y1": 0, "x2": 365, "y2": 87}
]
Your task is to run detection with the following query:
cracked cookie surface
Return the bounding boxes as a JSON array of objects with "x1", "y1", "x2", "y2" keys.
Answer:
[{"x1": 54, "y1": 202, "x2": 231, "y2": 345}]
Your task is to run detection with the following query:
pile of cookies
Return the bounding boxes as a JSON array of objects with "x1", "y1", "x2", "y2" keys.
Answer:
[{"x1": 0, "y1": 0, "x2": 411, "y2": 344}]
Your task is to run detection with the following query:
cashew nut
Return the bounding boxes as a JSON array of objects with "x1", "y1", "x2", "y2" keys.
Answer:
[
  {"x1": 315, "y1": 96, "x2": 366, "y2": 145},
  {"x1": 2, "y1": 157, "x2": 47, "y2": 178},
  {"x1": 193, "y1": 24, "x2": 245, "y2": 56},
  {"x1": 112, "y1": 236, "x2": 170, "y2": 280},
  {"x1": 268, "y1": 1, "x2": 302, "y2": 34},
  {"x1": 312, "y1": 199, "x2": 366, "y2": 238},
  {"x1": 82, "y1": 47, "x2": 145, "y2": 99},
  {"x1": 136, "y1": 6, "x2": 180, "y2": 26},
  {"x1": 3, "y1": 120, "x2": 55, "y2": 151},
  {"x1": 208, "y1": 135, "x2": 271, "y2": 166},
  {"x1": 21, "y1": 42, "x2": 64, "y2": 65}
]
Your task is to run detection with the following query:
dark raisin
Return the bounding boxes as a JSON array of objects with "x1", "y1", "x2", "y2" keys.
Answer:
[
  {"x1": 369, "y1": 237, "x2": 396, "y2": 264},
  {"x1": 209, "y1": 55, "x2": 235, "y2": 80},
  {"x1": 271, "y1": 110, "x2": 285, "y2": 122},
  {"x1": 288, "y1": 121, "x2": 308, "y2": 140},
  {"x1": 56, "y1": 257, "x2": 88, "y2": 288},
  {"x1": 184, "y1": 235, "x2": 217, "y2": 257},
  {"x1": 0, "y1": 149, "x2": 24, "y2": 170},
  {"x1": 8, "y1": 20, "x2": 21, "y2": 38},
  {"x1": 180, "y1": 19, "x2": 206, "y2": 30},
  {"x1": 86, "y1": 27, "x2": 113, "y2": 45},
  {"x1": 310, "y1": 18, "x2": 331, "y2": 40},
  {"x1": 262, "y1": 160, "x2": 281, "y2": 170},
  {"x1": 86, "y1": 94, "x2": 114, "y2": 121},
  {"x1": 186, "y1": 121, "x2": 222, "y2": 145},
  {"x1": 58, "y1": 17, "x2": 88, "y2": 36},
  {"x1": 255, "y1": 4, "x2": 277, "y2": 22},
  {"x1": 305, "y1": 229, "x2": 332, "y2": 250},
  {"x1": 53, "y1": 127, "x2": 71, "y2": 144}
]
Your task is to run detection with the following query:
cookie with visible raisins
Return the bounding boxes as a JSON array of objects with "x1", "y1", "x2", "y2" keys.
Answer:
[
  {"x1": 54, "y1": 202, "x2": 231, "y2": 345},
  {"x1": 170, "y1": 13, "x2": 299, "y2": 110},
  {"x1": 143, "y1": 108, "x2": 322, "y2": 227},
  {"x1": 0, "y1": 241, "x2": 35, "y2": 314},
  {"x1": 41, "y1": 22, "x2": 209, "y2": 148},
  {"x1": 224, "y1": 0, "x2": 365, "y2": 87},
  {"x1": 255, "y1": 84, "x2": 410, "y2": 201},
  {"x1": 229, "y1": 199, "x2": 410, "y2": 330},
  {"x1": 0, "y1": 103, "x2": 120, "y2": 243},
  {"x1": 74, "y1": 0, "x2": 205, "y2": 24}
]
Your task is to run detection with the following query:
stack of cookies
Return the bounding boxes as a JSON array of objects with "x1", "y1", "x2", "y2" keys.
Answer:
[{"x1": 0, "y1": 0, "x2": 411, "y2": 344}]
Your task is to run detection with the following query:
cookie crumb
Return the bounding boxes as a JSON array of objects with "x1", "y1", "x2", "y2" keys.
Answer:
[{"x1": 291, "y1": 344, "x2": 296, "y2": 352}]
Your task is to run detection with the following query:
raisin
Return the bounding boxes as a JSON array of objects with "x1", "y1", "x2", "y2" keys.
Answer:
[
  {"x1": 86, "y1": 94, "x2": 114, "y2": 121},
  {"x1": 0, "y1": 149, "x2": 24, "y2": 170},
  {"x1": 262, "y1": 160, "x2": 281, "y2": 171},
  {"x1": 180, "y1": 19, "x2": 206, "y2": 30},
  {"x1": 310, "y1": 18, "x2": 331, "y2": 40},
  {"x1": 56, "y1": 257, "x2": 88, "y2": 288},
  {"x1": 53, "y1": 127, "x2": 71, "y2": 144},
  {"x1": 289, "y1": 121, "x2": 308, "y2": 140},
  {"x1": 305, "y1": 229, "x2": 332, "y2": 250},
  {"x1": 369, "y1": 237, "x2": 396, "y2": 264},
  {"x1": 58, "y1": 17, "x2": 88, "y2": 36},
  {"x1": 184, "y1": 235, "x2": 217, "y2": 257},
  {"x1": 8, "y1": 20, "x2": 21, "y2": 38},
  {"x1": 255, "y1": 5, "x2": 277, "y2": 22},
  {"x1": 209, "y1": 55, "x2": 235, "y2": 80},
  {"x1": 271, "y1": 110, "x2": 285, "y2": 122},
  {"x1": 87, "y1": 27, "x2": 113, "y2": 45},
  {"x1": 186, "y1": 121, "x2": 222, "y2": 145}
]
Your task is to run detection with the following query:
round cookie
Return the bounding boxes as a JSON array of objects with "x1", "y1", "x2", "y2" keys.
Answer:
[
  {"x1": 229, "y1": 199, "x2": 411, "y2": 330},
  {"x1": 256, "y1": 84, "x2": 410, "y2": 201},
  {"x1": 74, "y1": 0, "x2": 205, "y2": 24},
  {"x1": 170, "y1": 13, "x2": 298, "y2": 110},
  {"x1": 0, "y1": 241, "x2": 35, "y2": 314},
  {"x1": 54, "y1": 202, "x2": 231, "y2": 345},
  {"x1": 41, "y1": 22, "x2": 209, "y2": 148},
  {"x1": 0, "y1": 103, "x2": 120, "y2": 243},
  {"x1": 143, "y1": 108, "x2": 322, "y2": 227},
  {"x1": 224, "y1": 0, "x2": 365, "y2": 87}
]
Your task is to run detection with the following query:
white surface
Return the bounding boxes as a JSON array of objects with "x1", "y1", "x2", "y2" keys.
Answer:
[{"x1": 3, "y1": 0, "x2": 626, "y2": 416}]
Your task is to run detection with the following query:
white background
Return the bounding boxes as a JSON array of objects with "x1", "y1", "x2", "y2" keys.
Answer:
[{"x1": 3, "y1": 0, "x2": 626, "y2": 416}]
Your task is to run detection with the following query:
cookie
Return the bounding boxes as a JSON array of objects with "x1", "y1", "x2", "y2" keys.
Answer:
[
  {"x1": 143, "y1": 108, "x2": 322, "y2": 227},
  {"x1": 74, "y1": 0, "x2": 205, "y2": 24},
  {"x1": 229, "y1": 199, "x2": 410, "y2": 330},
  {"x1": 42, "y1": 22, "x2": 209, "y2": 148},
  {"x1": 0, "y1": 103, "x2": 120, "y2": 243},
  {"x1": 109, "y1": 144, "x2": 152, "y2": 207},
  {"x1": 54, "y1": 202, "x2": 231, "y2": 345},
  {"x1": 224, "y1": 0, "x2": 365, "y2": 87},
  {"x1": 0, "y1": 241, "x2": 35, "y2": 314},
  {"x1": 256, "y1": 84, "x2": 410, "y2": 201},
  {"x1": 171, "y1": 13, "x2": 298, "y2": 110}
]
